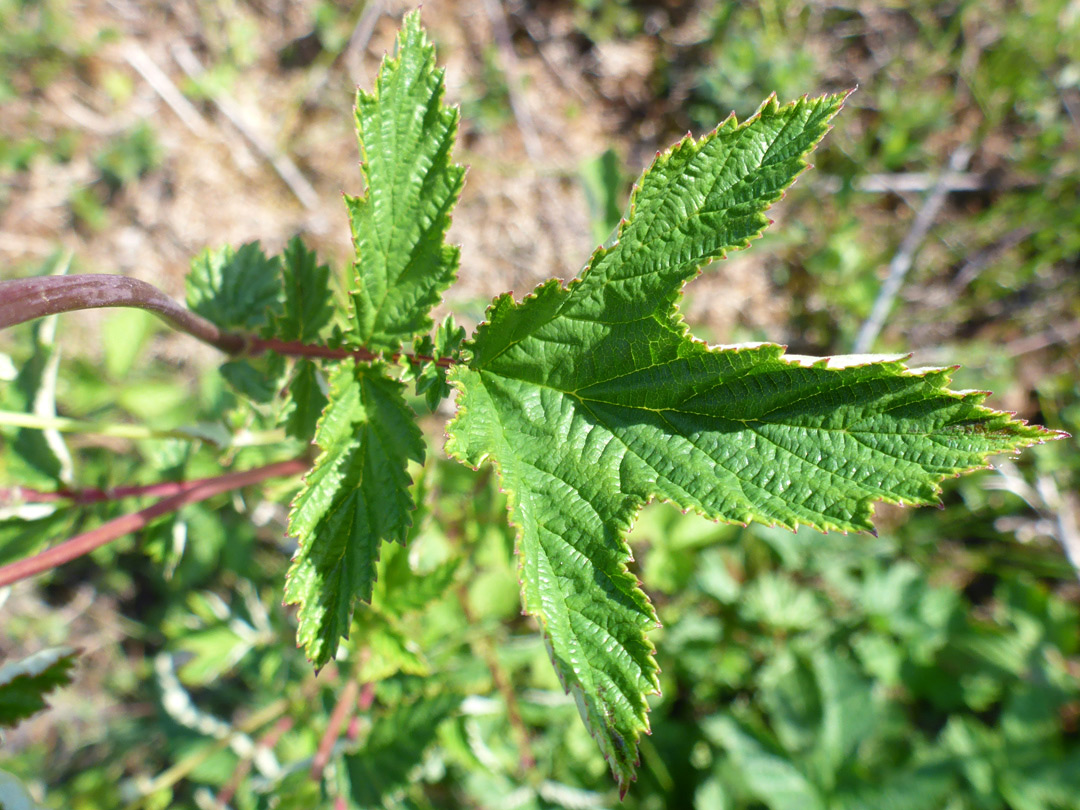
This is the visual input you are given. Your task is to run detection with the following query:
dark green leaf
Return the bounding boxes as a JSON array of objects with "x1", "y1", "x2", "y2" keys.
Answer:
[
  {"x1": 285, "y1": 361, "x2": 424, "y2": 666},
  {"x1": 344, "y1": 693, "x2": 459, "y2": 808},
  {"x1": 447, "y1": 92, "x2": 1058, "y2": 789},
  {"x1": 218, "y1": 353, "x2": 286, "y2": 404},
  {"x1": 346, "y1": 10, "x2": 465, "y2": 353},
  {"x1": 275, "y1": 236, "x2": 333, "y2": 342},
  {"x1": 282, "y1": 359, "x2": 327, "y2": 440},
  {"x1": 0, "y1": 647, "x2": 77, "y2": 728}
]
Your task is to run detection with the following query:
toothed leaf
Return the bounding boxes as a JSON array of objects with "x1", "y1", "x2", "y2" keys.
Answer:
[
  {"x1": 275, "y1": 236, "x2": 334, "y2": 342},
  {"x1": 346, "y1": 10, "x2": 465, "y2": 353},
  {"x1": 282, "y1": 359, "x2": 327, "y2": 441},
  {"x1": 219, "y1": 353, "x2": 286, "y2": 404},
  {"x1": 446, "y1": 92, "x2": 1054, "y2": 791},
  {"x1": 185, "y1": 242, "x2": 282, "y2": 334},
  {"x1": 0, "y1": 646, "x2": 77, "y2": 728},
  {"x1": 285, "y1": 361, "x2": 424, "y2": 667}
]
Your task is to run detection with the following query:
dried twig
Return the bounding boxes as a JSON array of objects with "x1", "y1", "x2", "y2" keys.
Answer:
[
  {"x1": 344, "y1": 0, "x2": 387, "y2": 88},
  {"x1": 170, "y1": 41, "x2": 320, "y2": 210},
  {"x1": 1004, "y1": 319, "x2": 1080, "y2": 357},
  {"x1": 853, "y1": 145, "x2": 974, "y2": 353},
  {"x1": 818, "y1": 169, "x2": 1034, "y2": 196},
  {"x1": 123, "y1": 42, "x2": 210, "y2": 137}
]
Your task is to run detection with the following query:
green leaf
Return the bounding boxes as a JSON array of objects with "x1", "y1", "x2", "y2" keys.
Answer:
[
  {"x1": 832, "y1": 766, "x2": 953, "y2": 810},
  {"x1": 810, "y1": 650, "x2": 875, "y2": 789},
  {"x1": 102, "y1": 308, "x2": 154, "y2": 379},
  {"x1": 374, "y1": 542, "x2": 459, "y2": 617},
  {"x1": 275, "y1": 236, "x2": 334, "y2": 342},
  {"x1": 344, "y1": 693, "x2": 459, "y2": 808},
  {"x1": 218, "y1": 353, "x2": 285, "y2": 404},
  {"x1": 2, "y1": 267, "x2": 72, "y2": 487},
  {"x1": 705, "y1": 715, "x2": 826, "y2": 810},
  {"x1": 282, "y1": 359, "x2": 327, "y2": 440},
  {"x1": 346, "y1": 10, "x2": 465, "y2": 353},
  {"x1": 285, "y1": 361, "x2": 424, "y2": 667},
  {"x1": 0, "y1": 647, "x2": 77, "y2": 728},
  {"x1": 0, "y1": 509, "x2": 77, "y2": 567},
  {"x1": 185, "y1": 242, "x2": 282, "y2": 333},
  {"x1": 445, "y1": 92, "x2": 1057, "y2": 790}
]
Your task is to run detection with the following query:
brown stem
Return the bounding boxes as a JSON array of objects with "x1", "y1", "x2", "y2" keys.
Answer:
[
  {"x1": 251, "y1": 337, "x2": 453, "y2": 368},
  {"x1": 1, "y1": 468, "x2": 274, "y2": 506},
  {"x1": 458, "y1": 585, "x2": 536, "y2": 773},
  {"x1": 0, "y1": 275, "x2": 245, "y2": 353},
  {"x1": 0, "y1": 457, "x2": 309, "y2": 588},
  {"x1": 0, "y1": 274, "x2": 457, "y2": 367}
]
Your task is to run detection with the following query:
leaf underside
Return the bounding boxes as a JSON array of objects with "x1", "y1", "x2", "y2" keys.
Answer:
[
  {"x1": 285, "y1": 361, "x2": 423, "y2": 667},
  {"x1": 346, "y1": 10, "x2": 465, "y2": 354},
  {"x1": 446, "y1": 92, "x2": 1053, "y2": 791}
]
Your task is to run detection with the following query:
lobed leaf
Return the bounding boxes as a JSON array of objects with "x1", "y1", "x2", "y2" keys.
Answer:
[
  {"x1": 285, "y1": 361, "x2": 424, "y2": 667},
  {"x1": 446, "y1": 92, "x2": 1059, "y2": 790},
  {"x1": 345, "y1": 9, "x2": 465, "y2": 354},
  {"x1": 0, "y1": 646, "x2": 77, "y2": 728}
]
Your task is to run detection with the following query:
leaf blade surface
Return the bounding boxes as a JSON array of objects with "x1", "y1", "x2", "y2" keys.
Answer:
[
  {"x1": 446, "y1": 92, "x2": 1054, "y2": 791},
  {"x1": 285, "y1": 361, "x2": 423, "y2": 666},
  {"x1": 346, "y1": 10, "x2": 464, "y2": 353}
]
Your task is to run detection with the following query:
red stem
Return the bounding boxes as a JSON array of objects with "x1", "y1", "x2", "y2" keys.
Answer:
[
  {"x1": 0, "y1": 275, "x2": 456, "y2": 367},
  {"x1": 0, "y1": 275, "x2": 245, "y2": 353},
  {"x1": 251, "y1": 337, "x2": 453, "y2": 368},
  {"x1": 311, "y1": 677, "x2": 361, "y2": 780},
  {"x1": 0, "y1": 457, "x2": 309, "y2": 588},
  {"x1": 2, "y1": 469, "x2": 266, "y2": 506}
]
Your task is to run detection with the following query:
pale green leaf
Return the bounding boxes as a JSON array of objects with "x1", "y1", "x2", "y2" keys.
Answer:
[
  {"x1": 810, "y1": 650, "x2": 876, "y2": 789},
  {"x1": 185, "y1": 242, "x2": 281, "y2": 333},
  {"x1": 0, "y1": 646, "x2": 77, "y2": 728},
  {"x1": 446, "y1": 92, "x2": 1056, "y2": 790},
  {"x1": 0, "y1": 769, "x2": 45, "y2": 810},
  {"x1": 284, "y1": 361, "x2": 424, "y2": 667},
  {"x1": 346, "y1": 10, "x2": 465, "y2": 353},
  {"x1": 705, "y1": 716, "x2": 826, "y2": 810}
]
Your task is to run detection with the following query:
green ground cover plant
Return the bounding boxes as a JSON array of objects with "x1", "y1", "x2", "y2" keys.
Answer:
[{"x1": 1, "y1": 9, "x2": 1076, "y2": 809}]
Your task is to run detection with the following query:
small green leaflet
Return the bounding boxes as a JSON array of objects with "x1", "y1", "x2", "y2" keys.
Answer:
[
  {"x1": 282, "y1": 358, "x2": 327, "y2": 440},
  {"x1": 346, "y1": 10, "x2": 465, "y2": 354},
  {"x1": 185, "y1": 242, "x2": 282, "y2": 334},
  {"x1": 446, "y1": 92, "x2": 1057, "y2": 791},
  {"x1": 275, "y1": 236, "x2": 334, "y2": 343},
  {"x1": 0, "y1": 646, "x2": 77, "y2": 727},
  {"x1": 285, "y1": 361, "x2": 423, "y2": 667}
]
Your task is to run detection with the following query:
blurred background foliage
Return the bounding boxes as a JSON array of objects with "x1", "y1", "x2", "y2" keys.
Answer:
[{"x1": 1, "y1": 0, "x2": 1079, "y2": 808}]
